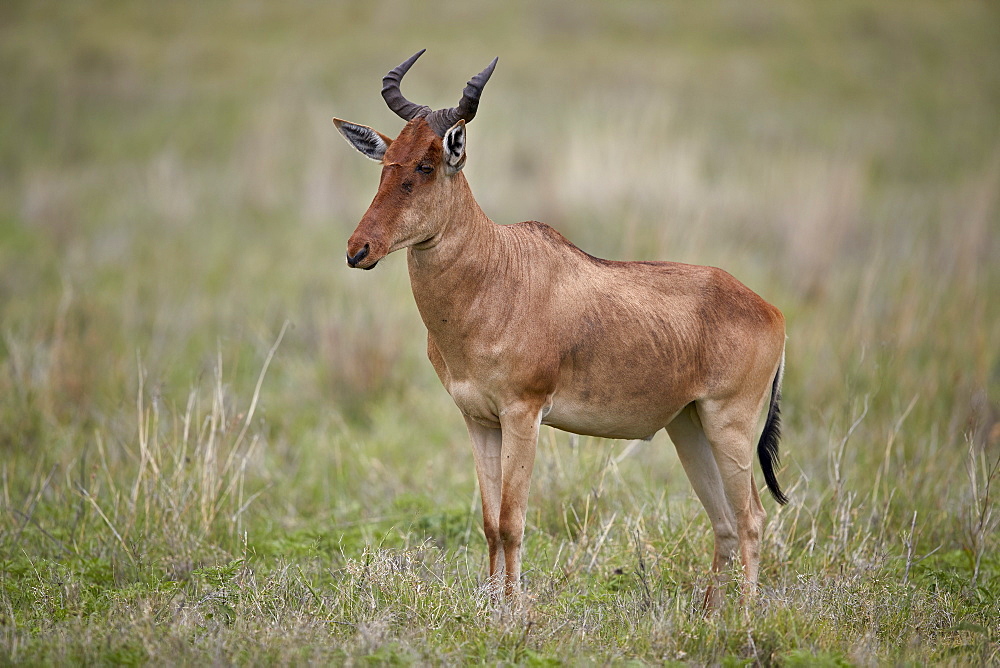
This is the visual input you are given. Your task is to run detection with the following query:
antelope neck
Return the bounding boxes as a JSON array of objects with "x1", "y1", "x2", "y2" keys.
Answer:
[{"x1": 406, "y1": 181, "x2": 507, "y2": 329}]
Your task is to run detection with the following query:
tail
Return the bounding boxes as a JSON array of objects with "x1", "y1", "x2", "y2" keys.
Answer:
[{"x1": 757, "y1": 350, "x2": 788, "y2": 505}]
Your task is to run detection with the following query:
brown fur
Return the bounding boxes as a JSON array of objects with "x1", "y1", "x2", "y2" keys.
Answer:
[{"x1": 337, "y1": 116, "x2": 786, "y2": 606}]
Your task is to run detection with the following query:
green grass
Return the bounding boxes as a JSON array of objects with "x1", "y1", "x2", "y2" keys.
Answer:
[{"x1": 2, "y1": 0, "x2": 999, "y2": 663}]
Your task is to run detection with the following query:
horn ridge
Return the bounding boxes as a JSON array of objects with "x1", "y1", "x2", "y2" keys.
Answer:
[
  {"x1": 382, "y1": 49, "x2": 431, "y2": 121},
  {"x1": 458, "y1": 56, "x2": 499, "y2": 120},
  {"x1": 426, "y1": 56, "x2": 499, "y2": 137}
]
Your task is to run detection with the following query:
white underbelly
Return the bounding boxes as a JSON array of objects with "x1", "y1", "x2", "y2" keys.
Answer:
[{"x1": 541, "y1": 397, "x2": 677, "y2": 441}]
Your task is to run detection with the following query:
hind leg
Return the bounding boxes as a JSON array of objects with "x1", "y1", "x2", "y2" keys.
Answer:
[
  {"x1": 666, "y1": 404, "x2": 740, "y2": 609},
  {"x1": 695, "y1": 396, "x2": 769, "y2": 597}
]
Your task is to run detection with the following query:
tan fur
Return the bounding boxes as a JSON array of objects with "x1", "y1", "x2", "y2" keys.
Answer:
[{"x1": 339, "y1": 116, "x2": 786, "y2": 606}]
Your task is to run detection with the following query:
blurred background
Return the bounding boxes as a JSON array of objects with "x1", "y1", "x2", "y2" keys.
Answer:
[{"x1": 1, "y1": 0, "x2": 998, "y2": 537}]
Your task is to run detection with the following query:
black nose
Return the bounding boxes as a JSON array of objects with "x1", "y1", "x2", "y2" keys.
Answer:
[{"x1": 347, "y1": 243, "x2": 369, "y2": 268}]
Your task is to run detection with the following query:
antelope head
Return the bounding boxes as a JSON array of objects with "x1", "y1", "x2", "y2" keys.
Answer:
[{"x1": 334, "y1": 50, "x2": 498, "y2": 269}]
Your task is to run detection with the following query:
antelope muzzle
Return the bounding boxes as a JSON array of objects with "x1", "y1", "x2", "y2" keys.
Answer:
[{"x1": 347, "y1": 244, "x2": 378, "y2": 269}]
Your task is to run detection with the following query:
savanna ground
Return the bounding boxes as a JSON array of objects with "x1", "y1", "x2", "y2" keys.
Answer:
[{"x1": 2, "y1": 1, "x2": 999, "y2": 664}]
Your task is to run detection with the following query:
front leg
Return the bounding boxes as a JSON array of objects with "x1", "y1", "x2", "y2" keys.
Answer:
[
  {"x1": 498, "y1": 403, "x2": 543, "y2": 601},
  {"x1": 464, "y1": 416, "x2": 504, "y2": 600}
]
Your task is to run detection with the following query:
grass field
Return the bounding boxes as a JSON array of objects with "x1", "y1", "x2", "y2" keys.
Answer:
[{"x1": 2, "y1": 0, "x2": 999, "y2": 664}]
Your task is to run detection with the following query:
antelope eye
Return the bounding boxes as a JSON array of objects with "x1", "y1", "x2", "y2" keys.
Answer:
[{"x1": 417, "y1": 164, "x2": 434, "y2": 174}]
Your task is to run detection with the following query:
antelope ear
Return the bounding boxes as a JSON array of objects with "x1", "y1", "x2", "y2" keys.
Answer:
[
  {"x1": 442, "y1": 120, "x2": 466, "y2": 174},
  {"x1": 333, "y1": 118, "x2": 392, "y2": 161}
]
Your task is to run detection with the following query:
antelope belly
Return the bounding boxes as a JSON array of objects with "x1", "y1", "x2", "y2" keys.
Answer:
[{"x1": 541, "y1": 398, "x2": 673, "y2": 441}]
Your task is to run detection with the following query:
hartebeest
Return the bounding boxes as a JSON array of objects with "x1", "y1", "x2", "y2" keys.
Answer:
[{"x1": 334, "y1": 50, "x2": 787, "y2": 606}]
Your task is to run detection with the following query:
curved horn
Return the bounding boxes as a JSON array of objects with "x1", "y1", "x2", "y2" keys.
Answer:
[
  {"x1": 426, "y1": 57, "x2": 499, "y2": 136},
  {"x1": 381, "y1": 49, "x2": 431, "y2": 121}
]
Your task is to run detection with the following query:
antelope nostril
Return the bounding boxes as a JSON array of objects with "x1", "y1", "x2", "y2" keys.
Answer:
[{"x1": 347, "y1": 243, "x2": 370, "y2": 267}]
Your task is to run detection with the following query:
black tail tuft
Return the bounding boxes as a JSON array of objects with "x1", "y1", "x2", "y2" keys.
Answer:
[{"x1": 758, "y1": 359, "x2": 788, "y2": 505}]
